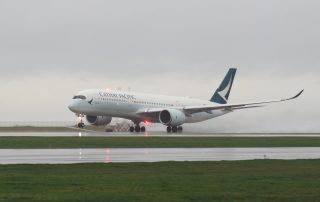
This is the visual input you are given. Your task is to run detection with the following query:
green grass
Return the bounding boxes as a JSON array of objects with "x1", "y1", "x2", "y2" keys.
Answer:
[
  {"x1": 0, "y1": 126, "x2": 80, "y2": 132},
  {"x1": 0, "y1": 160, "x2": 320, "y2": 202},
  {"x1": 0, "y1": 136, "x2": 320, "y2": 149}
]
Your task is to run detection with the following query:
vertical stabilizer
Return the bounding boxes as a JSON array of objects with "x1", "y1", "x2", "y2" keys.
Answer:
[{"x1": 210, "y1": 68, "x2": 237, "y2": 104}]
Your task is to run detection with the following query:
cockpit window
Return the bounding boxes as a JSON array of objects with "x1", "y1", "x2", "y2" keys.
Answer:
[{"x1": 72, "y1": 95, "x2": 86, "y2": 100}]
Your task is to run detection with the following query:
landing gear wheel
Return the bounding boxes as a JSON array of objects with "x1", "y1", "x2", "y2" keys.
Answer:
[
  {"x1": 172, "y1": 126, "x2": 178, "y2": 133},
  {"x1": 77, "y1": 122, "x2": 84, "y2": 128},
  {"x1": 135, "y1": 125, "x2": 141, "y2": 132},
  {"x1": 167, "y1": 126, "x2": 172, "y2": 133},
  {"x1": 141, "y1": 126, "x2": 146, "y2": 132},
  {"x1": 178, "y1": 126, "x2": 183, "y2": 132},
  {"x1": 129, "y1": 126, "x2": 135, "y2": 132}
]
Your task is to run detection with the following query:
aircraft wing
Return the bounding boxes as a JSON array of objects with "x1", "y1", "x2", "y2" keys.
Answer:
[
  {"x1": 183, "y1": 90, "x2": 304, "y2": 114},
  {"x1": 136, "y1": 90, "x2": 303, "y2": 118}
]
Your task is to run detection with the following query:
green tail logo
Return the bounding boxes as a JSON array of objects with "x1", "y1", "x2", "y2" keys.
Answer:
[{"x1": 210, "y1": 68, "x2": 237, "y2": 104}]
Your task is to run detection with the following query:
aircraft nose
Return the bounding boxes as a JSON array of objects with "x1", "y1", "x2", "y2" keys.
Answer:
[{"x1": 68, "y1": 101, "x2": 77, "y2": 112}]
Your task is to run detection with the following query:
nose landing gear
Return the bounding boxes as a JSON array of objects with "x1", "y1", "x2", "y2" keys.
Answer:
[
  {"x1": 77, "y1": 114, "x2": 85, "y2": 128},
  {"x1": 78, "y1": 122, "x2": 85, "y2": 128}
]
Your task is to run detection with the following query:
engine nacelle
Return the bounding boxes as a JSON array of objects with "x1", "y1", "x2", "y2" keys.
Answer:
[
  {"x1": 86, "y1": 115, "x2": 112, "y2": 126},
  {"x1": 159, "y1": 109, "x2": 186, "y2": 126}
]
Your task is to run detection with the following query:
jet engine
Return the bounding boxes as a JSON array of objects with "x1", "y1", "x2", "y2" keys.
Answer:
[
  {"x1": 86, "y1": 115, "x2": 112, "y2": 126},
  {"x1": 159, "y1": 109, "x2": 186, "y2": 126}
]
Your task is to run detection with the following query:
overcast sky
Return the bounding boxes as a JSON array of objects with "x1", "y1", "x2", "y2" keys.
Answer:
[{"x1": 0, "y1": 0, "x2": 319, "y2": 132}]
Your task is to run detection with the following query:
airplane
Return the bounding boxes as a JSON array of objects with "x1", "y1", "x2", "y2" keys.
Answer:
[{"x1": 68, "y1": 68, "x2": 303, "y2": 133}]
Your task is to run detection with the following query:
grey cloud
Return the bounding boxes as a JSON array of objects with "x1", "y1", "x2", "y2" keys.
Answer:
[{"x1": 1, "y1": 0, "x2": 319, "y2": 77}]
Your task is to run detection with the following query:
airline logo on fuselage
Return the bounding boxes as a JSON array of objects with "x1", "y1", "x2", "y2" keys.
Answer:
[{"x1": 99, "y1": 92, "x2": 136, "y2": 100}]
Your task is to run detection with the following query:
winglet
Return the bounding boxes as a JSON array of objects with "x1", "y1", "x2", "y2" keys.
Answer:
[
  {"x1": 283, "y1": 90, "x2": 304, "y2": 101},
  {"x1": 291, "y1": 89, "x2": 304, "y2": 99}
]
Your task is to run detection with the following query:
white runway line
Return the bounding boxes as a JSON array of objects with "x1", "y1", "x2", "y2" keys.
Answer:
[{"x1": 0, "y1": 147, "x2": 320, "y2": 164}]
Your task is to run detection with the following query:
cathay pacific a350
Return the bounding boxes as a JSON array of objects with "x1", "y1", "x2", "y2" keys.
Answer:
[{"x1": 68, "y1": 68, "x2": 303, "y2": 133}]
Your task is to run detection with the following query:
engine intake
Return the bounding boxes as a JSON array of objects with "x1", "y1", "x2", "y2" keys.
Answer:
[
  {"x1": 159, "y1": 109, "x2": 186, "y2": 126},
  {"x1": 86, "y1": 115, "x2": 112, "y2": 126}
]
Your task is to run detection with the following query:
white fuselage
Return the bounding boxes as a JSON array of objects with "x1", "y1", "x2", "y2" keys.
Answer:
[{"x1": 68, "y1": 89, "x2": 229, "y2": 124}]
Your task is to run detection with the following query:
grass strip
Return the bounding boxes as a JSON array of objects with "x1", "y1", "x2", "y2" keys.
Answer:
[
  {"x1": 0, "y1": 160, "x2": 320, "y2": 202},
  {"x1": 0, "y1": 126, "x2": 80, "y2": 132},
  {"x1": 0, "y1": 136, "x2": 320, "y2": 148}
]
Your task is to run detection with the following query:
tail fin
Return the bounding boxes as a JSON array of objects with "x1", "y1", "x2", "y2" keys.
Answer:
[{"x1": 210, "y1": 68, "x2": 237, "y2": 104}]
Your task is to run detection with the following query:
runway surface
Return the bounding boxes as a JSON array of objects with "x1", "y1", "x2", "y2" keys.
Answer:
[
  {"x1": 1, "y1": 132, "x2": 320, "y2": 137},
  {"x1": 1, "y1": 147, "x2": 320, "y2": 164}
]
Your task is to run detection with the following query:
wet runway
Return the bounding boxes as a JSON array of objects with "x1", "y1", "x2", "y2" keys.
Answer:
[
  {"x1": 1, "y1": 132, "x2": 320, "y2": 137},
  {"x1": 1, "y1": 147, "x2": 320, "y2": 164}
]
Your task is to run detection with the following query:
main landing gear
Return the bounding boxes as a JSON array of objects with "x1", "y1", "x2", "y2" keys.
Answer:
[
  {"x1": 167, "y1": 126, "x2": 183, "y2": 133},
  {"x1": 129, "y1": 123, "x2": 146, "y2": 133}
]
